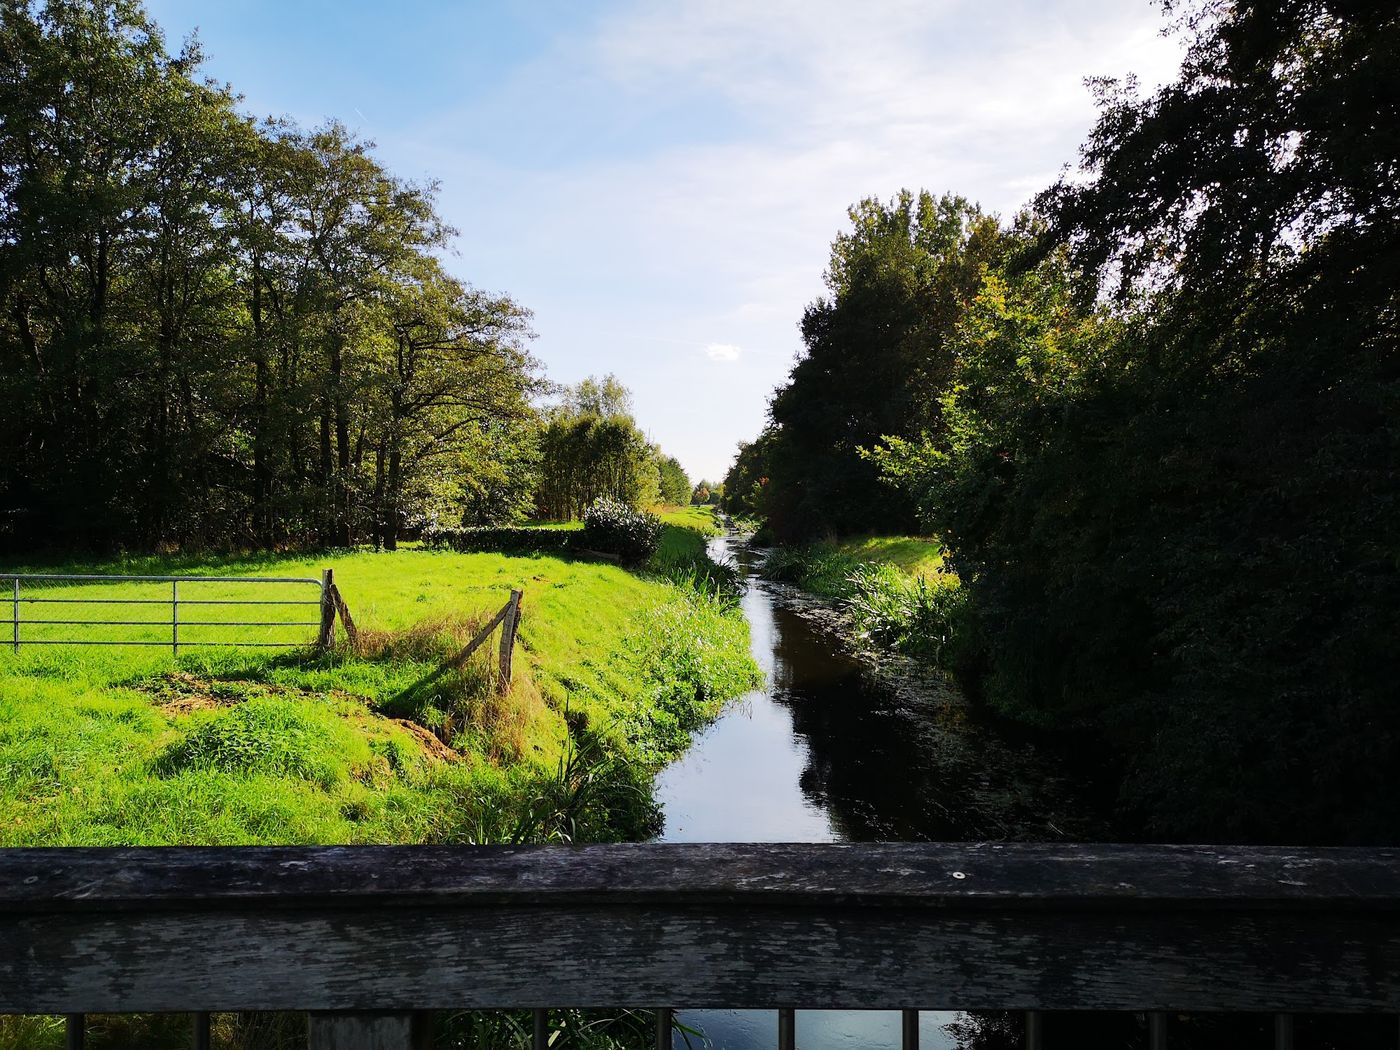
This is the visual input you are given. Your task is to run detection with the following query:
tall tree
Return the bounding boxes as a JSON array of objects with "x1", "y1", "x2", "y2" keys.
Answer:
[
  {"x1": 534, "y1": 376, "x2": 661, "y2": 520},
  {"x1": 762, "y1": 191, "x2": 1004, "y2": 539}
]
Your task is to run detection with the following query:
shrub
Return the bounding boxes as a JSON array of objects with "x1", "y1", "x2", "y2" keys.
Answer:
[
  {"x1": 421, "y1": 525, "x2": 574, "y2": 555},
  {"x1": 581, "y1": 498, "x2": 662, "y2": 563}
]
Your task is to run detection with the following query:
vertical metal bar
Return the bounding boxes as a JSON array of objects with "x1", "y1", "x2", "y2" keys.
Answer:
[
  {"x1": 193, "y1": 1012, "x2": 211, "y2": 1050},
  {"x1": 778, "y1": 1008, "x2": 795, "y2": 1050},
  {"x1": 172, "y1": 579, "x2": 179, "y2": 657},
  {"x1": 1024, "y1": 1010, "x2": 1043, "y2": 1050},
  {"x1": 65, "y1": 1014, "x2": 84, "y2": 1050},
  {"x1": 655, "y1": 1007, "x2": 673, "y2": 1050},
  {"x1": 532, "y1": 1008, "x2": 548, "y2": 1050},
  {"x1": 902, "y1": 1008, "x2": 919, "y2": 1050},
  {"x1": 1273, "y1": 1014, "x2": 1293, "y2": 1050},
  {"x1": 1148, "y1": 1012, "x2": 1168, "y2": 1050},
  {"x1": 12, "y1": 577, "x2": 18, "y2": 653}
]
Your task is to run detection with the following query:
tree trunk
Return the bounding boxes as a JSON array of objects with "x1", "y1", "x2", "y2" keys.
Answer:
[
  {"x1": 371, "y1": 443, "x2": 386, "y2": 551},
  {"x1": 331, "y1": 329, "x2": 353, "y2": 547},
  {"x1": 384, "y1": 442, "x2": 401, "y2": 552},
  {"x1": 251, "y1": 252, "x2": 272, "y2": 547}
]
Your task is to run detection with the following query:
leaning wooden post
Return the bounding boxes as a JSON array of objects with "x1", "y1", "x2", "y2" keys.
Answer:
[
  {"x1": 330, "y1": 583, "x2": 359, "y2": 649},
  {"x1": 317, "y1": 569, "x2": 336, "y2": 651},
  {"x1": 498, "y1": 589, "x2": 523, "y2": 689}
]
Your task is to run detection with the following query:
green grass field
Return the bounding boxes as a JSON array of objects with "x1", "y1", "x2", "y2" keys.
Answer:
[
  {"x1": 761, "y1": 533, "x2": 943, "y2": 598},
  {"x1": 0, "y1": 512, "x2": 757, "y2": 847},
  {"x1": 828, "y1": 535, "x2": 943, "y2": 578}
]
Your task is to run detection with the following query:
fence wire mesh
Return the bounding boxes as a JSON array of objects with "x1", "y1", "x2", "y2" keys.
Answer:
[{"x1": 0, "y1": 574, "x2": 324, "y2": 653}]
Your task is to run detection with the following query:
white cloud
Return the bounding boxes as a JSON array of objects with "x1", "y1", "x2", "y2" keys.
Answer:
[
  {"x1": 705, "y1": 343, "x2": 742, "y2": 362},
  {"x1": 389, "y1": 0, "x2": 1187, "y2": 480}
]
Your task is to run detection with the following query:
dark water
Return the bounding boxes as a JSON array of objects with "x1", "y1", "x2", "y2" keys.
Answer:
[
  {"x1": 653, "y1": 534, "x2": 1089, "y2": 1050},
  {"x1": 652, "y1": 534, "x2": 1394, "y2": 1050}
]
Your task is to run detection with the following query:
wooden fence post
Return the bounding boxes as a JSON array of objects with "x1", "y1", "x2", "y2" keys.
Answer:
[
  {"x1": 317, "y1": 569, "x2": 336, "y2": 651},
  {"x1": 330, "y1": 584, "x2": 359, "y2": 648},
  {"x1": 498, "y1": 589, "x2": 523, "y2": 689}
]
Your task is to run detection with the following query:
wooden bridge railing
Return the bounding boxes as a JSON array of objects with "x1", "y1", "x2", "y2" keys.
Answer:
[{"x1": 3, "y1": 843, "x2": 1398, "y2": 1049}]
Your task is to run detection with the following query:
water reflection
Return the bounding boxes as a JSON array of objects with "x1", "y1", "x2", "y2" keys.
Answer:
[
  {"x1": 654, "y1": 534, "x2": 1392, "y2": 1050},
  {"x1": 653, "y1": 534, "x2": 1006, "y2": 1049},
  {"x1": 656, "y1": 534, "x2": 1084, "y2": 848}
]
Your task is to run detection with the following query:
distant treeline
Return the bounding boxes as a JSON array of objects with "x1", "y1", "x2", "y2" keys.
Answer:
[
  {"x1": 726, "y1": 1, "x2": 1399, "y2": 843},
  {"x1": 0, "y1": 3, "x2": 690, "y2": 551}
]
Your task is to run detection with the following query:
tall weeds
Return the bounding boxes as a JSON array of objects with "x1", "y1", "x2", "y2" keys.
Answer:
[
  {"x1": 761, "y1": 544, "x2": 967, "y2": 666},
  {"x1": 363, "y1": 614, "x2": 547, "y2": 763}
]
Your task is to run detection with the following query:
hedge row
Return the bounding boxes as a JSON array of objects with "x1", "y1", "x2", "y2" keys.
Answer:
[
  {"x1": 422, "y1": 501, "x2": 664, "y2": 564},
  {"x1": 420, "y1": 525, "x2": 575, "y2": 554}
]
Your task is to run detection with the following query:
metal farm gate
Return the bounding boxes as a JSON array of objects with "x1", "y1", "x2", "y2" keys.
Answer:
[{"x1": 1, "y1": 572, "x2": 330, "y2": 655}]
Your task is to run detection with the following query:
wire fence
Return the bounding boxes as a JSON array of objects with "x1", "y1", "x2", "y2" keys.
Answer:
[{"x1": 1, "y1": 573, "x2": 327, "y2": 654}]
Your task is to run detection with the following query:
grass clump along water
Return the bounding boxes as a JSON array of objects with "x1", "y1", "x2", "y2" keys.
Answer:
[
  {"x1": 0, "y1": 515, "x2": 759, "y2": 849},
  {"x1": 760, "y1": 535, "x2": 965, "y2": 664}
]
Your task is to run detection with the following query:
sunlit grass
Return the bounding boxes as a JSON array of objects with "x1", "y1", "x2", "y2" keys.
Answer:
[{"x1": 0, "y1": 526, "x2": 758, "y2": 847}]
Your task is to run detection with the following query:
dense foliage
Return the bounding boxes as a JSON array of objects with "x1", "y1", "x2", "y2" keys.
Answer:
[
  {"x1": 581, "y1": 497, "x2": 663, "y2": 563},
  {"x1": 725, "y1": 192, "x2": 1005, "y2": 539},
  {"x1": 656, "y1": 456, "x2": 691, "y2": 507},
  {"x1": 534, "y1": 375, "x2": 667, "y2": 521},
  {"x1": 731, "y1": 0, "x2": 1400, "y2": 843},
  {"x1": 0, "y1": 1, "x2": 546, "y2": 552}
]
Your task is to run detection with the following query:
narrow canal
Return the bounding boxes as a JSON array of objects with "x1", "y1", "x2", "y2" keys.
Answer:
[{"x1": 653, "y1": 532, "x2": 1093, "y2": 1049}]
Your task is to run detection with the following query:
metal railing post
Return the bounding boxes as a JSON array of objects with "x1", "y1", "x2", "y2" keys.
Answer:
[
  {"x1": 655, "y1": 1007, "x2": 673, "y2": 1050},
  {"x1": 11, "y1": 577, "x2": 18, "y2": 653},
  {"x1": 172, "y1": 579, "x2": 179, "y2": 657},
  {"x1": 64, "y1": 1014, "x2": 83, "y2": 1050},
  {"x1": 1148, "y1": 1011, "x2": 1168, "y2": 1050},
  {"x1": 1025, "y1": 1010, "x2": 1043, "y2": 1050},
  {"x1": 778, "y1": 1008, "x2": 795, "y2": 1050},
  {"x1": 532, "y1": 1008, "x2": 548, "y2": 1050},
  {"x1": 902, "y1": 1008, "x2": 919, "y2": 1049}
]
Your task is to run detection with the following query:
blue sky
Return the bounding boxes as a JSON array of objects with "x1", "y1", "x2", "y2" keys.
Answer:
[{"x1": 145, "y1": 1, "x2": 1184, "y2": 483}]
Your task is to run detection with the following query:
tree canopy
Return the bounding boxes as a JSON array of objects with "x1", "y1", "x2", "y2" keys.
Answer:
[
  {"x1": 728, "y1": 0, "x2": 1400, "y2": 842},
  {"x1": 0, "y1": 0, "x2": 541, "y2": 550}
]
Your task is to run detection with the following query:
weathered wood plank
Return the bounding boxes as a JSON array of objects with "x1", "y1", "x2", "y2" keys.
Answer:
[
  {"x1": 3, "y1": 843, "x2": 1399, "y2": 912},
  {"x1": 3, "y1": 898, "x2": 1400, "y2": 1012},
  {"x1": 2, "y1": 845, "x2": 1399, "y2": 1015}
]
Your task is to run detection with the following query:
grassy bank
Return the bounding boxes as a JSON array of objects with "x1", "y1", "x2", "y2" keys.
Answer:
[
  {"x1": 760, "y1": 534, "x2": 963, "y2": 663},
  {"x1": 0, "y1": 517, "x2": 758, "y2": 848}
]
